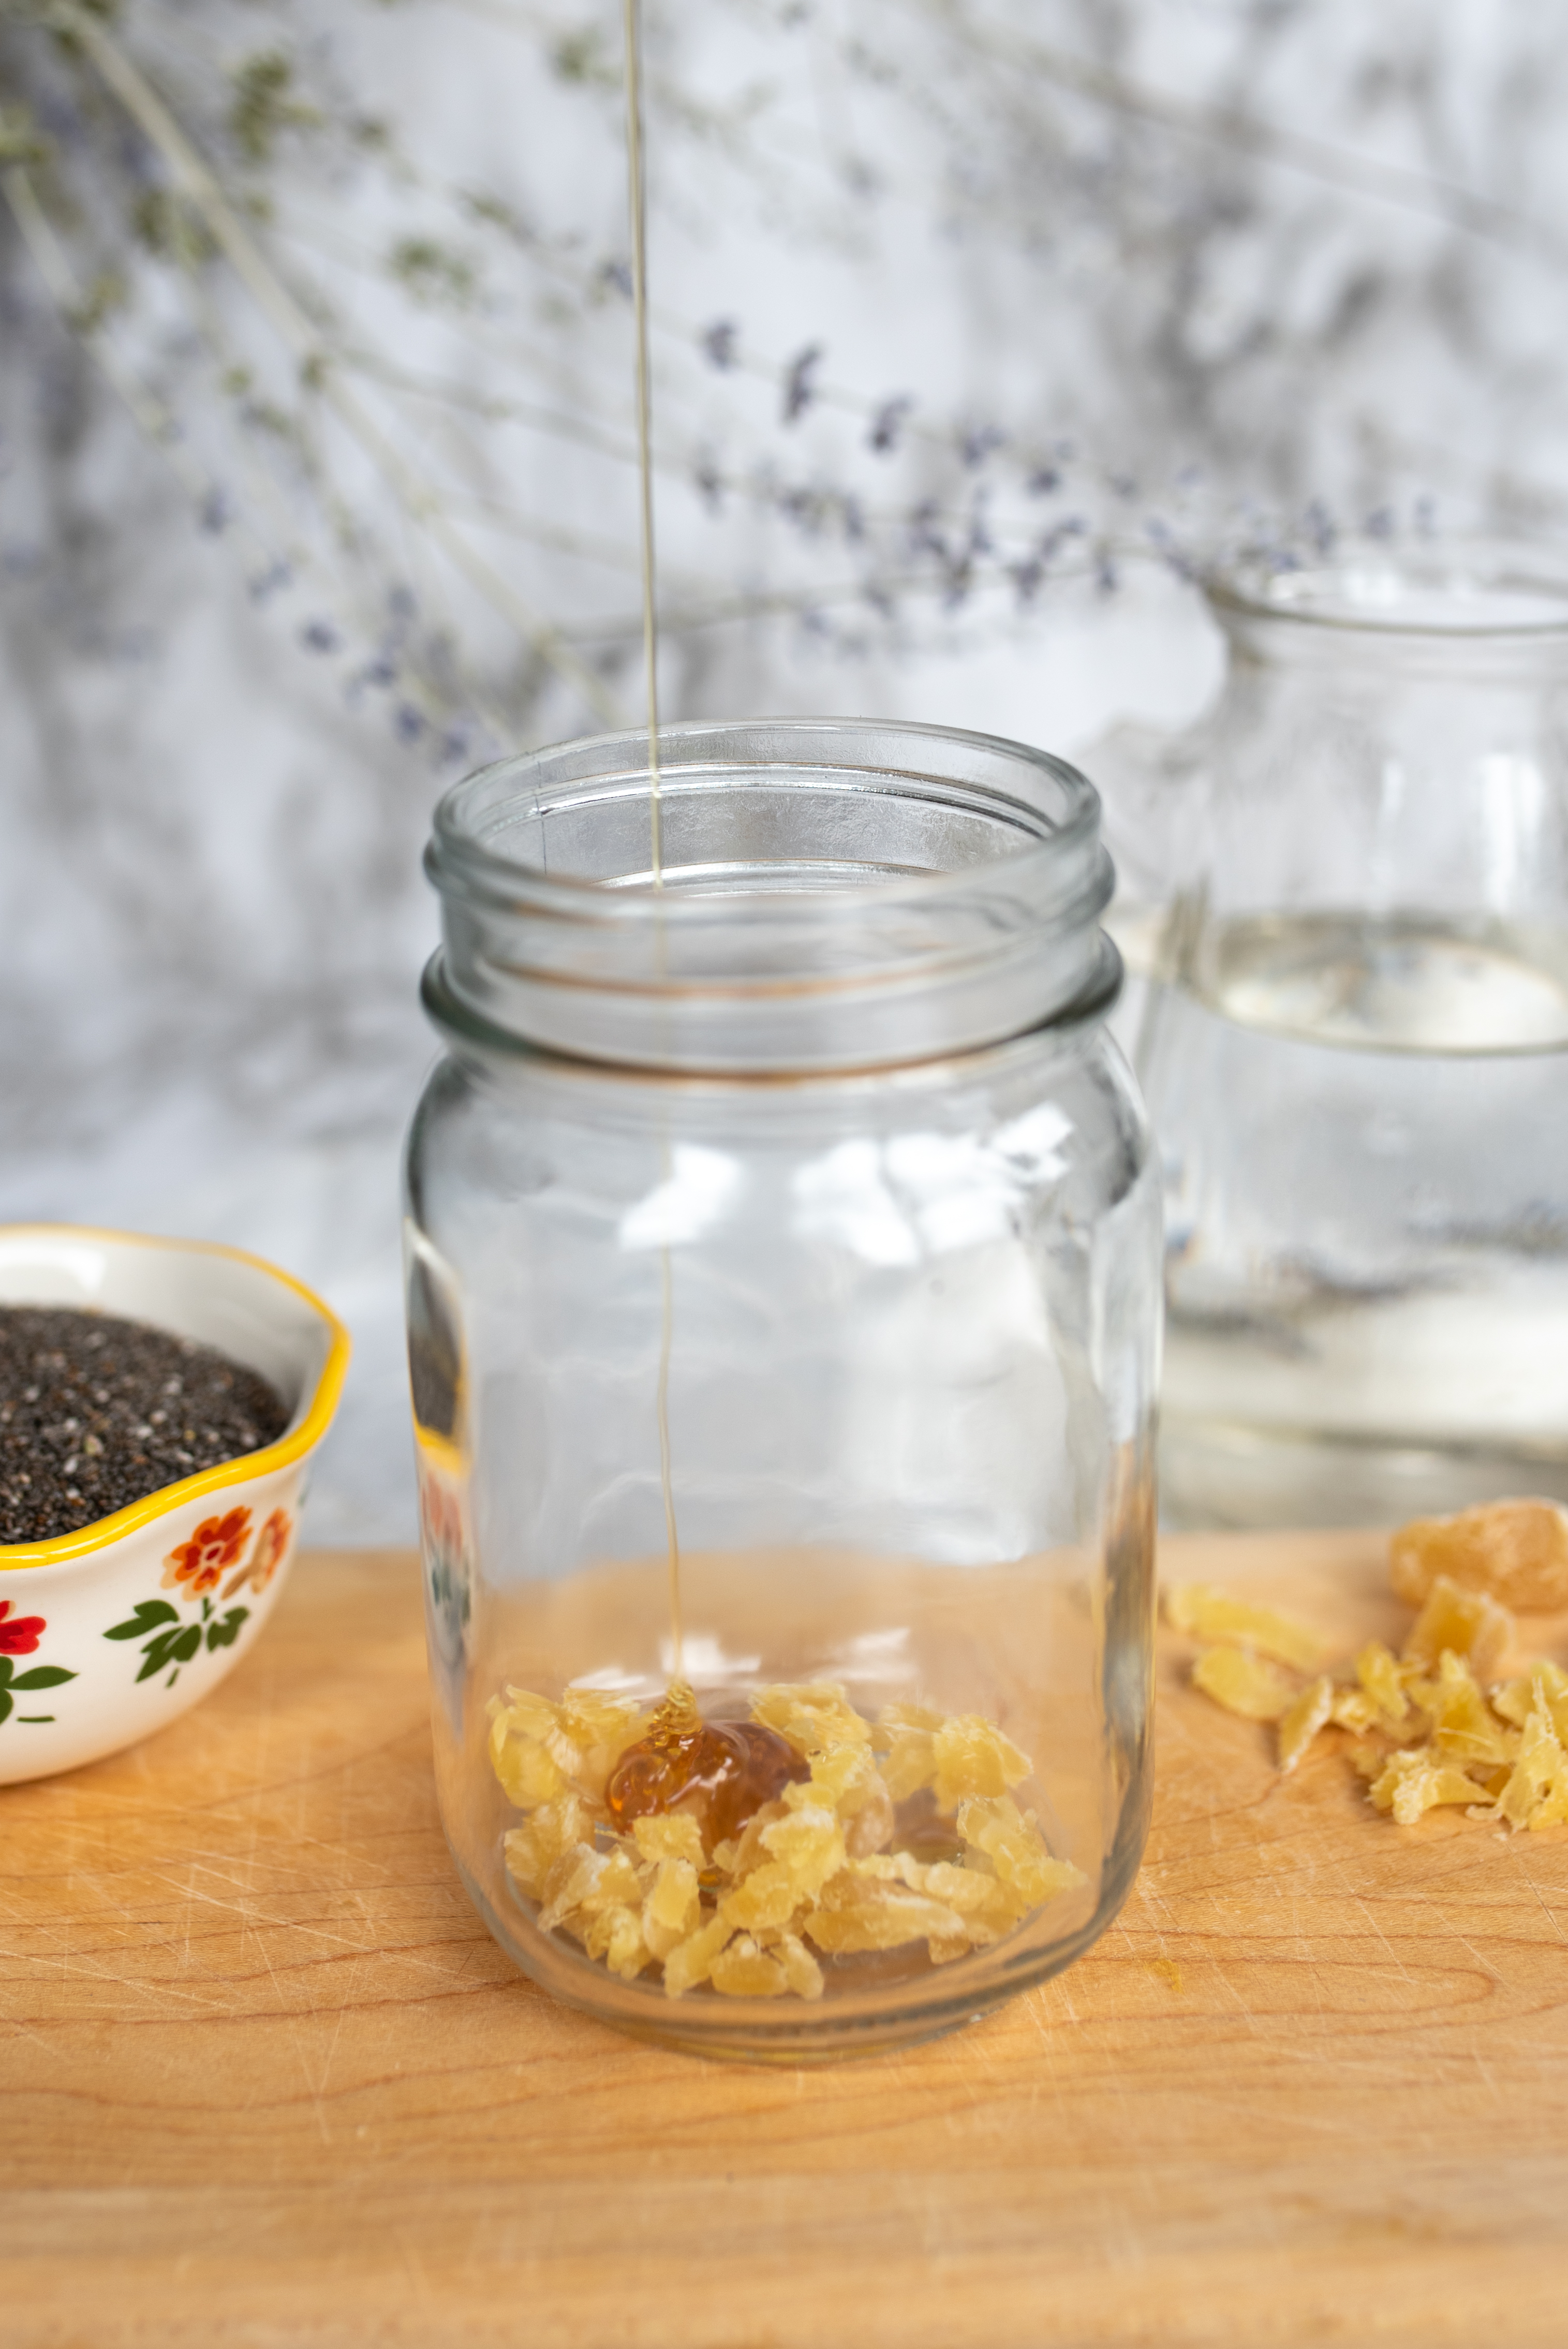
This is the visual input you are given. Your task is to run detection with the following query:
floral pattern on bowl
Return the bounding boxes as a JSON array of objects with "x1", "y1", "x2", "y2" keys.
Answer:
[{"x1": 0, "y1": 1225, "x2": 347, "y2": 1785}]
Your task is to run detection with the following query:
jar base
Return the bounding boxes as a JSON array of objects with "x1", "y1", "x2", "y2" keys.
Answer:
[
  {"x1": 1160, "y1": 1414, "x2": 1568, "y2": 1532},
  {"x1": 451, "y1": 1841, "x2": 1144, "y2": 2065}
]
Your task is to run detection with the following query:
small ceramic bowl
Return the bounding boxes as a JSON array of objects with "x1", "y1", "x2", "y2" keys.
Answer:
[{"x1": 0, "y1": 1224, "x2": 349, "y2": 1785}]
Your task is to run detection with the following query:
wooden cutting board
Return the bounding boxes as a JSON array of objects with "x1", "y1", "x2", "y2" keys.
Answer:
[{"x1": 4, "y1": 1534, "x2": 1567, "y2": 2347}]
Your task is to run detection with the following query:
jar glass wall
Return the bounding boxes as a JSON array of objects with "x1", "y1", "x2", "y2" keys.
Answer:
[{"x1": 407, "y1": 718, "x2": 1160, "y2": 2058}]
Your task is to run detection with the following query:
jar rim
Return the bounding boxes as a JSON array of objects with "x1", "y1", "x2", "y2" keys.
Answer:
[
  {"x1": 423, "y1": 716, "x2": 1117, "y2": 1075},
  {"x1": 430, "y1": 715, "x2": 1102, "y2": 912},
  {"x1": 1204, "y1": 535, "x2": 1568, "y2": 640}
]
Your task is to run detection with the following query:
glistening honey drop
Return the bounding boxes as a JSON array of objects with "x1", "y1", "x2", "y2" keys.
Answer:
[{"x1": 604, "y1": 1682, "x2": 809, "y2": 1855}]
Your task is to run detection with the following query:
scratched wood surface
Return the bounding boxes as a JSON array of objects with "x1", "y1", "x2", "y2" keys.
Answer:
[{"x1": 4, "y1": 1535, "x2": 1567, "y2": 2348}]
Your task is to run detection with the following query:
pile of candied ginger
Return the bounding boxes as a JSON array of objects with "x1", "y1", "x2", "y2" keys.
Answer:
[
  {"x1": 1173, "y1": 1499, "x2": 1568, "y2": 1831},
  {"x1": 490, "y1": 1680, "x2": 1085, "y2": 2000}
]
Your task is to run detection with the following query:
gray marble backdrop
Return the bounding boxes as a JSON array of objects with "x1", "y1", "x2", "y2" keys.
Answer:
[{"x1": 2, "y1": 1, "x2": 1561, "y2": 1539}]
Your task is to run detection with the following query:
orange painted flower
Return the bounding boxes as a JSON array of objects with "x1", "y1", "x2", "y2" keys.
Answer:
[
  {"x1": 162, "y1": 1507, "x2": 253, "y2": 1598},
  {"x1": 223, "y1": 1507, "x2": 292, "y2": 1600}
]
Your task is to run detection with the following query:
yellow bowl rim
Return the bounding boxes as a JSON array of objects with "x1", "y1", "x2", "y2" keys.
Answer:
[{"x1": 0, "y1": 1223, "x2": 351, "y2": 1572}]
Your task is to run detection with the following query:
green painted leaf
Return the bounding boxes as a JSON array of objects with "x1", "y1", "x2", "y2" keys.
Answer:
[
  {"x1": 0, "y1": 1689, "x2": 11, "y2": 1723},
  {"x1": 106, "y1": 1600, "x2": 180, "y2": 1641},
  {"x1": 10, "y1": 1666, "x2": 76, "y2": 1691},
  {"x1": 18, "y1": 1715, "x2": 55, "y2": 1724},
  {"x1": 169, "y1": 1624, "x2": 203, "y2": 1665},
  {"x1": 206, "y1": 1607, "x2": 250, "y2": 1652},
  {"x1": 0, "y1": 1658, "x2": 11, "y2": 1688},
  {"x1": 135, "y1": 1629, "x2": 184, "y2": 1683}
]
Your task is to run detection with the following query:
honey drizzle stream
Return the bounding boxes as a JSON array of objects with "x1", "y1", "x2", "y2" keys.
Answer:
[{"x1": 623, "y1": 0, "x2": 684, "y2": 1686}]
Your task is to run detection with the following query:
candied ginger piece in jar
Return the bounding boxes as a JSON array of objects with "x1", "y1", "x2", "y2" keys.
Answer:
[
  {"x1": 766, "y1": 1930, "x2": 824, "y2": 2001},
  {"x1": 804, "y1": 1878, "x2": 967, "y2": 1957},
  {"x1": 1191, "y1": 1645, "x2": 1298, "y2": 1723},
  {"x1": 711, "y1": 1933, "x2": 791, "y2": 1998},
  {"x1": 630, "y1": 1812, "x2": 706, "y2": 1868},
  {"x1": 1164, "y1": 1585, "x2": 1325, "y2": 1672},
  {"x1": 538, "y1": 1843, "x2": 607, "y2": 1934},
  {"x1": 1391, "y1": 1500, "x2": 1568, "y2": 1614},
  {"x1": 490, "y1": 1698, "x2": 570, "y2": 1810},
  {"x1": 931, "y1": 1715, "x2": 1032, "y2": 1809},
  {"x1": 642, "y1": 1857, "x2": 702, "y2": 1958},
  {"x1": 1278, "y1": 1675, "x2": 1335, "y2": 1775},
  {"x1": 662, "y1": 1913, "x2": 735, "y2": 2000},
  {"x1": 1425, "y1": 1651, "x2": 1517, "y2": 1768},
  {"x1": 721, "y1": 1860, "x2": 805, "y2": 1935},
  {"x1": 875, "y1": 1701, "x2": 943, "y2": 1802},
  {"x1": 503, "y1": 1792, "x2": 597, "y2": 1899},
  {"x1": 921, "y1": 1860, "x2": 1025, "y2": 1942},
  {"x1": 574, "y1": 1848, "x2": 647, "y2": 1915},
  {"x1": 583, "y1": 1903, "x2": 650, "y2": 1981},
  {"x1": 556, "y1": 1687, "x2": 650, "y2": 1800},
  {"x1": 1368, "y1": 1747, "x2": 1486, "y2": 1827},
  {"x1": 759, "y1": 1802, "x2": 847, "y2": 1898},
  {"x1": 1402, "y1": 1576, "x2": 1514, "y2": 1678},
  {"x1": 750, "y1": 1682, "x2": 871, "y2": 1757},
  {"x1": 490, "y1": 1686, "x2": 646, "y2": 1810},
  {"x1": 786, "y1": 1742, "x2": 894, "y2": 1857},
  {"x1": 956, "y1": 1795, "x2": 1086, "y2": 1907}
]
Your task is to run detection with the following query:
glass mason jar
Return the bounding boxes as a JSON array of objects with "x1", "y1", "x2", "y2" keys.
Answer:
[
  {"x1": 405, "y1": 717, "x2": 1160, "y2": 2060},
  {"x1": 1135, "y1": 540, "x2": 1568, "y2": 1529}
]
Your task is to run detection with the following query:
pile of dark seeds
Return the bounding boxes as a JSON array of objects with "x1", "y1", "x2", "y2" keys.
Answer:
[{"x1": 0, "y1": 1307, "x2": 289, "y2": 1545}]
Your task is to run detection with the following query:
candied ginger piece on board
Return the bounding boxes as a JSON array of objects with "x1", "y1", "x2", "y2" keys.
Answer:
[
  {"x1": 1487, "y1": 1706, "x2": 1568, "y2": 1832},
  {"x1": 1330, "y1": 1687, "x2": 1379, "y2": 1735},
  {"x1": 1368, "y1": 1747, "x2": 1487, "y2": 1827},
  {"x1": 1191, "y1": 1645, "x2": 1298, "y2": 1723},
  {"x1": 1402, "y1": 1576, "x2": 1514, "y2": 1678},
  {"x1": 1425, "y1": 1651, "x2": 1518, "y2": 1768},
  {"x1": 1492, "y1": 1660, "x2": 1568, "y2": 1745},
  {"x1": 1164, "y1": 1585, "x2": 1325, "y2": 1672},
  {"x1": 1391, "y1": 1499, "x2": 1568, "y2": 1614},
  {"x1": 1355, "y1": 1641, "x2": 1411, "y2": 1730},
  {"x1": 1347, "y1": 1736, "x2": 1391, "y2": 1782},
  {"x1": 931, "y1": 1715, "x2": 1032, "y2": 1808},
  {"x1": 1278, "y1": 1675, "x2": 1335, "y2": 1774},
  {"x1": 750, "y1": 1682, "x2": 871, "y2": 1756}
]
